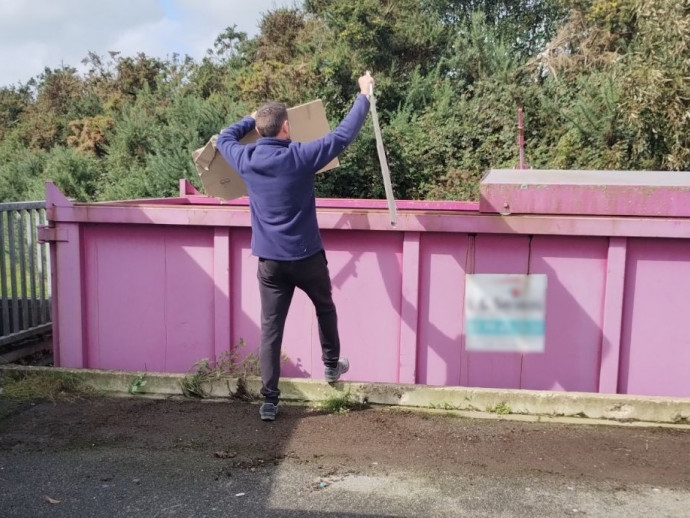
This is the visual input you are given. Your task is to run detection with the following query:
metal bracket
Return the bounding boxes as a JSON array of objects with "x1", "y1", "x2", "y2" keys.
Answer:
[{"x1": 37, "y1": 226, "x2": 69, "y2": 243}]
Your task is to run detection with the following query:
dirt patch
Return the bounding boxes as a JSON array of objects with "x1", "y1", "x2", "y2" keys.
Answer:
[{"x1": 1, "y1": 396, "x2": 689, "y2": 489}]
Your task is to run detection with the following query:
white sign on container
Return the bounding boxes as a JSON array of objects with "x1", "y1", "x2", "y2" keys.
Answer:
[{"x1": 465, "y1": 274, "x2": 547, "y2": 353}]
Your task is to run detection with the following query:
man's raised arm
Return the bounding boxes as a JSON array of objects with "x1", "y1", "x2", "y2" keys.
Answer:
[
  {"x1": 295, "y1": 73, "x2": 375, "y2": 172},
  {"x1": 216, "y1": 116, "x2": 256, "y2": 172}
]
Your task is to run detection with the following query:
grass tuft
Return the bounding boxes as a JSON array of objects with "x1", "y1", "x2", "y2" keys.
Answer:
[
  {"x1": 487, "y1": 402, "x2": 512, "y2": 415},
  {"x1": 321, "y1": 391, "x2": 365, "y2": 414},
  {"x1": 1, "y1": 370, "x2": 97, "y2": 401}
]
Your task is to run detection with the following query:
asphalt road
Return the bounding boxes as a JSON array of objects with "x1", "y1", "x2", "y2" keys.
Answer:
[{"x1": 1, "y1": 397, "x2": 689, "y2": 518}]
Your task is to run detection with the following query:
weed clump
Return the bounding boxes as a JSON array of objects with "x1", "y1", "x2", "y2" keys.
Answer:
[{"x1": 180, "y1": 339, "x2": 284, "y2": 399}]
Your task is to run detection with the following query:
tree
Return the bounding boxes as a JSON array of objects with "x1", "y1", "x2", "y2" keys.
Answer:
[
  {"x1": 0, "y1": 85, "x2": 31, "y2": 140},
  {"x1": 1, "y1": 0, "x2": 689, "y2": 204}
]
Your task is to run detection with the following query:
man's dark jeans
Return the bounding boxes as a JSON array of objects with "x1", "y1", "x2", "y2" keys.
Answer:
[{"x1": 257, "y1": 250, "x2": 340, "y2": 404}]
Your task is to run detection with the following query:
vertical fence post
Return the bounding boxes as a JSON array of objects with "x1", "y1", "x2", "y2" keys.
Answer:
[
  {"x1": 18, "y1": 210, "x2": 29, "y2": 330},
  {"x1": 0, "y1": 211, "x2": 8, "y2": 336},
  {"x1": 51, "y1": 222, "x2": 83, "y2": 367},
  {"x1": 28, "y1": 210, "x2": 38, "y2": 328},
  {"x1": 41, "y1": 207, "x2": 52, "y2": 324},
  {"x1": 43, "y1": 183, "x2": 80, "y2": 367},
  {"x1": 7, "y1": 211, "x2": 19, "y2": 334}
]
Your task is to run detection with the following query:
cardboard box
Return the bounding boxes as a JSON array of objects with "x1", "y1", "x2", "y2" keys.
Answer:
[{"x1": 193, "y1": 99, "x2": 339, "y2": 200}]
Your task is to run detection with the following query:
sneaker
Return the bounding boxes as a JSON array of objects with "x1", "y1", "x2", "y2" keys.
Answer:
[
  {"x1": 260, "y1": 402, "x2": 279, "y2": 421},
  {"x1": 324, "y1": 358, "x2": 350, "y2": 383}
]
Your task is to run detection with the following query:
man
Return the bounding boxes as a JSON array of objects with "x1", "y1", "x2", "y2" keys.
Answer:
[{"x1": 216, "y1": 73, "x2": 374, "y2": 421}]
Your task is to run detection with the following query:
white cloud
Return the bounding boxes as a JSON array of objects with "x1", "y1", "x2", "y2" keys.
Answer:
[
  {"x1": 0, "y1": 0, "x2": 296, "y2": 87},
  {"x1": 109, "y1": 18, "x2": 182, "y2": 60},
  {"x1": 0, "y1": 41, "x2": 54, "y2": 86},
  {"x1": 170, "y1": 0, "x2": 301, "y2": 62}
]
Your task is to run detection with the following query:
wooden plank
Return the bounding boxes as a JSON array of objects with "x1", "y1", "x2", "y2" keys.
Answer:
[
  {"x1": 368, "y1": 80, "x2": 397, "y2": 226},
  {"x1": 598, "y1": 237, "x2": 628, "y2": 393},
  {"x1": 0, "y1": 323, "x2": 52, "y2": 350}
]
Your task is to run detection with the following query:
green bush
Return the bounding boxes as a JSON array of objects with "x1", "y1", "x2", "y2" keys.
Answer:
[{"x1": 0, "y1": 0, "x2": 689, "y2": 203}]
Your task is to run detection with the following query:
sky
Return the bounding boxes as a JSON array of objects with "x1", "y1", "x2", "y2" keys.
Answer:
[{"x1": 0, "y1": 0, "x2": 296, "y2": 88}]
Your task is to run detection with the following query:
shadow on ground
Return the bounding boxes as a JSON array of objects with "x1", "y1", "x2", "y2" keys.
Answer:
[{"x1": 1, "y1": 394, "x2": 690, "y2": 518}]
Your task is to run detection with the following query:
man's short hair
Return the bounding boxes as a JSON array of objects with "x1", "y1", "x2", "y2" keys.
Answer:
[{"x1": 255, "y1": 101, "x2": 288, "y2": 137}]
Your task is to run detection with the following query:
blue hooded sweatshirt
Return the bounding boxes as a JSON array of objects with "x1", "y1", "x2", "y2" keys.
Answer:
[{"x1": 216, "y1": 94, "x2": 370, "y2": 261}]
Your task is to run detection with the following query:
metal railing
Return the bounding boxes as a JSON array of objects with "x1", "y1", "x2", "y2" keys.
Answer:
[{"x1": 0, "y1": 201, "x2": 52, "y2": 347}]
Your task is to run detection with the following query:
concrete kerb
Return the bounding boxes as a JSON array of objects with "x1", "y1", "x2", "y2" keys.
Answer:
[{"x1": 2, "y1": 365, "x2": 690, "y2": 427}]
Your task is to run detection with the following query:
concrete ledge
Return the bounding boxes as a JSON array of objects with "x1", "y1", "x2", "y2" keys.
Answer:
[{"x1": 2, "y1": 365, "x2": 690, "y2": 426}]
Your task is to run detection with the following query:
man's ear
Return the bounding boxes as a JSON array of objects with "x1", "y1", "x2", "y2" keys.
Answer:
[
  {"x1": 282, "y1": 118, "x2": 290, "y2": 136},
  {"x1": 255, "y1": 127, "x2": 262, "y2": 137}
]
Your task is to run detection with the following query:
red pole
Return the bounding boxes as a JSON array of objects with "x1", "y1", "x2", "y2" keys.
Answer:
[{"x1": 517, "y1": 107, "x2": 529, "y2": 170}]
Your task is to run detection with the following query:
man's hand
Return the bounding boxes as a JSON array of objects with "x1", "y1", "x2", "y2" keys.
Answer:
[{"x1": 359, "y1": 72, "x2": 374, "y2": 95}]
